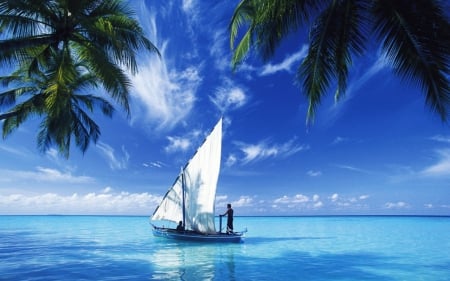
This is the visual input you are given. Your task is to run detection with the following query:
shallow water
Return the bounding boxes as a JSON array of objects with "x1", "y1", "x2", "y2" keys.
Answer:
[{"x1": 0, "y1": 216, "x2": 449, "y2": 280}]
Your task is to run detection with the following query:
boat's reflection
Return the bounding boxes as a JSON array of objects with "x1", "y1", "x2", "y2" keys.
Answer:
[{"x1": 150, "y1": 242, "x2": 242, "y2": 280}]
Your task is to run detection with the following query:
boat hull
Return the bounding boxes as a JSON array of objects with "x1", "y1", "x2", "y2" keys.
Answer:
[{"x1": 152, "y1": 226, "x2": 244, "y2": 243}]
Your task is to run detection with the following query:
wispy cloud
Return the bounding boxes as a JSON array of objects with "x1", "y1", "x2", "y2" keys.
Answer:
[
  {"x1": 326, "y1": 51, "x2": 389, "y2": 123},
  {"x1": 307, "y1": 170, "x2": 322, "y2": 177},
  {"x1": 232, "y1": 137, "x2": 308, "y2": 165},
  {"x1": 330, "y1": 193, "x2": 339, "y2": 202},
  {"x1": 182, "y1": 0, "x2": 196, "y2": 13},
  {"x1": 0, "y1": 191, "x2": 161, "y2": 215},
  {"x1": 329, "y1": 193, "x2": 370, "y2": 208},
  {"x1": 334, "y1": 164, "x2": 372, "y2": 174},
  {"x1": 143, "y1": 161, "x2": 167, "y2": 168},
  {"x1": 384, "y1": 201, "x2": 409, "y2": 209},
  {"x1": 225, "y1": 154, "x2": 237, "y2": 167},
  {"x1": 420, "y1": 149, "x2": 450, "y2": 177},
  {"x1": 164, "y1": 129, "x2": 201, "y2": 153},
  {"x1": 0, "y1": 144, "x2": 28, "y2": 157},
  {"x1": 359, "y1": 195, "x2": 370, "y2": 200},
  {"x1": 96, "y1": 142, "x2": 129, "y2": 170},
  {"x1": 347, "y1": 53, "x2": 390, "y2": 96},
  {"x1": 232, "y1": 196, "x2": 254, "y2": 207},
  {"x1": 260, "y1": 45, "x2": 308, "y2": 76},
  {"x1": 129, "y1": 5, "x2": 201, "y2": 131},
  {"x1": 0, "y1": 167, "x2": 94, "y2": 184},
  {"x1": 331, "y1": 136, "x2": 349, "y2": 145},
  {"x1": 210, "y1": 79, "x2": 248, "y2": 113},
  {"x1": 165, "y1": 136, "x2": 191, "y2": 153},
  {"x1": 430, "y1": 135, "x2": 450, "y2": 144},
  {"x1": 130, "y1": 54, "x2": 200, "y2": 131},
  {"x1": 210, "y1": 29, "x2": 229, "y2": 71},
  {"x1": 272, "y1": 193, "x2": 323, "y2": 210}
]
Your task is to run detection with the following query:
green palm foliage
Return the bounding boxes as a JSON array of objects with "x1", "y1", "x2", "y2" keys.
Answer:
[
  {"x1": 230, "y1": 0, "x2": 450, "y2": 123},
  {"x1": 0, "y1": 0, "x2": 159, "y2": 157},
  {"x1": 1, "y1": 51, "x2": 114, "y2": 158}
]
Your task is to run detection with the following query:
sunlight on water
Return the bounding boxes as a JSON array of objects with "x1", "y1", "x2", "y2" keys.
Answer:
[{"x1": 1, "y1": 216, "x2": 449, "y2": 280}]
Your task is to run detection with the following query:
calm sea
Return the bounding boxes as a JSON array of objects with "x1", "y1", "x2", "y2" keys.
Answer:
[{"x1": 0, "y1": 216, "x2": 449, "y2": 280}]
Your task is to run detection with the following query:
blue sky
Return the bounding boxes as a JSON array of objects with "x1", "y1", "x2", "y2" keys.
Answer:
[{"x1": 0, "y1": 0, "x2": 449, "y2": 216}]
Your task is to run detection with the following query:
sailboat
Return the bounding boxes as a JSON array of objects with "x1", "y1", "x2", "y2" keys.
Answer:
[{"x1": 150, "y1": 118, "x2": 246, "y2": 243}]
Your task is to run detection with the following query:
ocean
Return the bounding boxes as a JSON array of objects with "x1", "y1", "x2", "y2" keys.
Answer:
[{"x1": 0, "y1": 215, "x2": 449, "y2": 280}]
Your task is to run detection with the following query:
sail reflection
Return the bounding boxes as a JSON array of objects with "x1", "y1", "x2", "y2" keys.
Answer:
[{"x1": 150, "y1": 243, "x2": 241, "y2": 281}]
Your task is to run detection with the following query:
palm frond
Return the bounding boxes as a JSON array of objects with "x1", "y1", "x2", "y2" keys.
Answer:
[
  {"x1": 74, "y1": 41, "x2": 131, "y2": 114},
  {"x1": 372, "y1": 0, "x2": 450, "y2": 121},
  {"x1": 229, "y1": 0, "x2": 255, "y2": 50},
  {"x1": 230, "y1": 0, "x2": 325, "y2": 69},
  {"x1": 71, "y1": 103, "x2": 101, "y2": 152},
  {"x1": 232, "y1": 29, "x2": 253, "y2": 71},
  {"x1": 2, "y1": 93, "x2": 44, "y2": 137},
  {"x1": 298, "y1": 1, "x2": 341, "y2": 121}
]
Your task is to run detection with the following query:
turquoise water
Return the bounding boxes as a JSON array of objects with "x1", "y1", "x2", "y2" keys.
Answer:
[{"x1": 0, "y1": 216, "x2": 449, "y2": 280}]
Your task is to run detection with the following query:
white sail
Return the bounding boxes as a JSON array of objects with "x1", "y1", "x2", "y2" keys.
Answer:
[{"x1": 152, "y1": 118, "x2": 222, "y2": 234}]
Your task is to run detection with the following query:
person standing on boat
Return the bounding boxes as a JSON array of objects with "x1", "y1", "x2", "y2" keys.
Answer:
[{"x1": 221, "y1": 204, "x2": 234, "y2": 233}]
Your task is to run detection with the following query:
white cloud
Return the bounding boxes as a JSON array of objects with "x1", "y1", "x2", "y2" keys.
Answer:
[
  {"x1": 275, "y1": 194, "x2": 309, "y2": 204},
  {"x1": 234, "y1": 138, "x2": 308, "y2": 165},
  {"x1": 0, "y1": 144, "x2": 28, "y2": 157},
  {"x1": 145, "y1": 161, "x2": 166, "y2": 168},
  {"x1": 313, "y1": 201, "x2": 324, "y2": 208},
  {"x1": 129, "y1": 10, "x2": 201, "y2": 131},
  {"x1": 0, "y1": 167, "x2": 94, "y2": 184},
  {"x1": 326, "y1": 51, "x2": 389, "y2": 124},
  {"x1": 331, "y1": 136, "x2": 348, "y2": 145},
  {"x1": 182, "y1": 0, "x2": 196, "y2": 12},
  {"x1": 0, "y1": 191, "x2": 162, "y2": 215},
  {"x1": 231, "y1": 196, "x2": 254, "y2": 207},
  {"x1": 272, "y1": 193, "x2": 323, "y2": 210},
  {"x1": 307, "y1": 170, "x2": 322, "y2": 177},
  {"x1": 215, "y1": 194, "x2": 228, "y2": 203},
  {"x1": 420, "y1": 149, "x2": 450, "y2": 177},
  {"x1": 165, "y1": 136, "x2": 191, "y2": 153},
  {"x1": 225, "y1": 154, "x2": 237, "y2": 167},
  {"x1": 209, "y1": 29, "x2": 229, "y2": 71},
  {"x1": 260, "y1": 46, "x2": 308, "y2": 76},
  {"x1": 210, "y1": 81, "x2": 248, "y2": 113},
  {"x1": 330, "y1": 193, "x2": 339, "y2": 202},
  {"x1": 384, "y1": 201, "x2": 409, "y2": 209},
  {"x1": 164, "y1": 129, "x2": 202, "y2": 153},
  {"x1": 96, "y1": 142, "x2": 129, "y2": 170},
  {"x1": 46, "y1": 148, "x2": 59, "y2": 160},
  {"x1": 430, "y1": 135, "x2": 450, "y2": 143},
  {"x1": 328, "y1": 193, "x2": 371, "y2": 210},
  {"x1": 334, "y1": 164, "x2": 371, "y2": 174}
]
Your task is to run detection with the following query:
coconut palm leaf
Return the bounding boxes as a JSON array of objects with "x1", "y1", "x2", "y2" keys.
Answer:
[
  {"x1": 1, "y1": 49, "x2": 115, "y2": 157},
  {"x1": 299, "y1": 0, "x2": 367, "y2": 121},
  {"x1": 0, "y1": 0, "x2": 159, "y2": 156},
  {"x1": 229, "y1": 0, "x2": 450, "y2": 123},
  {"x1": 371, "y1": 0, "x2": 450, "y2": 121}
]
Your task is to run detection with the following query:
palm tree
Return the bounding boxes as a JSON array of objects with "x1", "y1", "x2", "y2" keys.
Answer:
[
  {"x1": 0, "y1": 0, "x2": 159, "y2": 156},
  {"x1": 1, "y1": 50, "x2": 114, "y2": 158},
  {"x1": 229, "y1": 0, "x2": 450, "y2": 123}
]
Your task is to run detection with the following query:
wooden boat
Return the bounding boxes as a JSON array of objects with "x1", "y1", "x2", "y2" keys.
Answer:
[{"x1": 150, "y1": 118, "x2": 246, "y2": 243}]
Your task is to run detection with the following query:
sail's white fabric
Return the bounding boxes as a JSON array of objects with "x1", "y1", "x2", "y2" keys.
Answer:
[
  {"x1": 152, "y1": 119, "x2": 222, "y2": 234},
  {"x1": 151, "y1": 172, "x2": 184, "y2": 227}
]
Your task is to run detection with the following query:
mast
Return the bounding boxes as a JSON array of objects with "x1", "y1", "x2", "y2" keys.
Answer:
[{"x1": 181, "y1": 169, "x2": 186, "y2": 229}]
